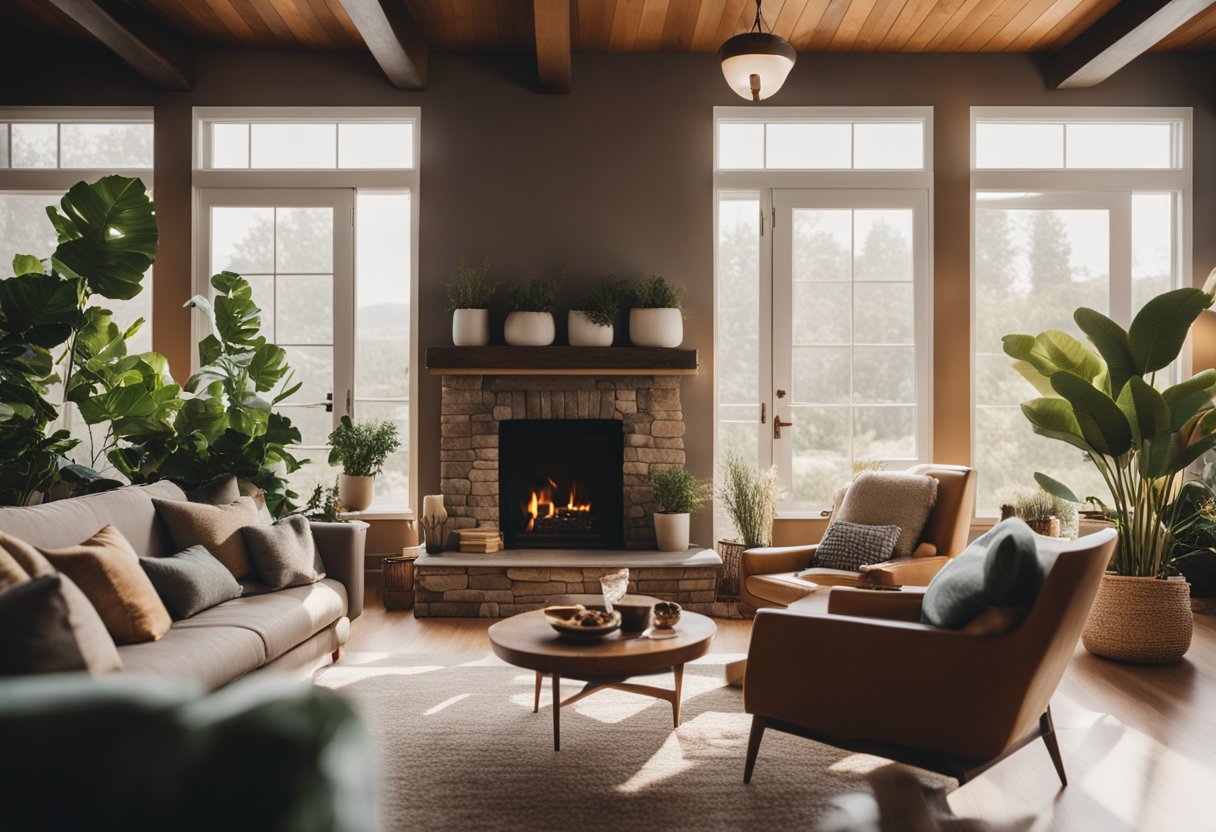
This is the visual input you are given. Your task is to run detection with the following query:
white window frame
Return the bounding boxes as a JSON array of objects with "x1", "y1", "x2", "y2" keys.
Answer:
[
  {"x1": 0, "y1": 106, "x2": 154, "y2": 177},
  {"x1": 714, "y1": 107, "x2": 935, "y2": 520},
  {"x1": 969, "y1": 106, "x2": 1193, "y2": 518},
  {"x1": 191, "y1": 107, "x2": 420, "y2": 517}
]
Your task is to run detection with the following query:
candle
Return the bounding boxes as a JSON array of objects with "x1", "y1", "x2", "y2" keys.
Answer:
[
  {"x1": 422, "y1": 494, "x2": 446, "y2": 521},
  {"x1": 402, "y1": 519, "x2": 420, "y2": 548}
]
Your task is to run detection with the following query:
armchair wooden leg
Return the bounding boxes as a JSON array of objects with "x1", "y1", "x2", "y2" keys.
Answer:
[
  {"x1": 743, "y1": 716, "x2": 767, "y2": 784},
  {"x1": 1040, "y1": 707, "x2": 1067, "y2": 787}
]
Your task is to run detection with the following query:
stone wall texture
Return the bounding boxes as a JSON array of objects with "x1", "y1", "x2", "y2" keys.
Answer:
[{"x1": 440, "y1": 375, "x2": 686, "y2": 549}]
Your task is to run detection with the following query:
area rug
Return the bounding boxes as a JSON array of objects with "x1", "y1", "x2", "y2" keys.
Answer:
[{"x1": 316, "y1": 653, "x2": 953, "y2": 831}]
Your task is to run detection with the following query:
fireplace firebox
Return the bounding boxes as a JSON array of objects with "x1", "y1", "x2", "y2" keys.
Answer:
[{"x1": 499, "y1": 419, "x2": 624, "y2": 549}]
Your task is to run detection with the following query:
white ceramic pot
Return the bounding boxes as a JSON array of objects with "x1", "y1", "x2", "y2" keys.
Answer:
[
  {"x1": 630, "y1": 307, "x2": 683, "y2": 348},
  {"x1": 568, "y1": 310, "x2": 614, "y2": 347},
  {"x1": 338, "y1": 474, "x2": 374, "y2": 512},
  {"x1": 504, "y1": 311, "x2": 556, "y2": 346},
  {"x1": 654, "y1": 512, "x2": 690, "y2": 552},
  {"x1": 452, "y1": 308, "x2": 490, "y2": 346}
]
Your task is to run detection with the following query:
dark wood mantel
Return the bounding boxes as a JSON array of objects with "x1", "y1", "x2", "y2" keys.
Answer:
[{"x1": 426, "y1": 346, "x2": 698, "y2": 376}]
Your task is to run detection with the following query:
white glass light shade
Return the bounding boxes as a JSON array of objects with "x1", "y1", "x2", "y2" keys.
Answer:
[{"x1": 719, "y1": 33, "x2": 796, "y2": 101}]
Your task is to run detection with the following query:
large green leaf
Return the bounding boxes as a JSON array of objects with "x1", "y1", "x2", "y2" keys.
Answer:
[
  {"x1": 1002, "y1": 334, "x2": 1055, "y2": 376},
  {"x1": 1128, "y1": 287, "x2": 1213, "y2": 375},
  {"x1": 1050, "y1": 372, "x2": 1132, "y2": 457},
  {"x1": 1034, "y1": 472, "x2": 1080, "y2": 503},
  {"x1": 47, "y1": 176, "x2": 158, "y2": 300},
  {"x1": 1075, "y1": 307, "x2": 1136, "y2": 395},
  {"x1": 1162, "y1": 370, "x2": 1216, "y2": 432},
  {"x1": 0, "y1": 274, "x2": 85, "y2": 348},
  {"x1": 1038, "y1": 330, "x2": 1104, "y2": 383},
  {"x1": 12, "y1": 254, "x2": 43, "y2": 276},
  {"x1": 1020, "y1": 397, "x2": 1091, "y2": 453},
  {"x1": 1009, "y1": 360, "x2": 1059, "y2": 397},
  {"x1": 247, "y1": 342, "x2": 289, "y2": 393},
  {"x1": 1116, "y1": 376, "x2": 1170, "y2": 446}
]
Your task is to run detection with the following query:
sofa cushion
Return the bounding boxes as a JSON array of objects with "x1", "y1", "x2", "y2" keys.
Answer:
[
  {"x1": 0, "y1": 575, "x2": 90, "y2": 676},
  {"x1": 117, "y1": 625, "x2": 267, "y2": 691},
  {"x1": 173, "y1": 579, "x2": 347, "y2": 661},
  {"x1": 814, "y1": 521, "x2": 901, "y2": 571},
  {"x1": 834, "y1": 471, "x2": 939, "y2": 558},
  {"x1": 140, "y1": 546, "x2": 243, "y2": 620},
  {"x1": 0, "y1": 532, "x2": 122, "y2": 674},
  {"x1": 0, "y1": 546, "x2": 29, "y2": 590},
  {"x1": 40, "y1": 525, "x2": 172, "y2": 644},
  {"x1": 921, "y1": 518, "x2": 1044, "y2": 630},
  {"x1": 241, "y1": 516, "x2": 325, "y2": 591},
  {"x1": 746, "y1": 573, "x2": 827, "y2": 606},
  {"x1": 153, "y1": 497, "x2": 260, "y2": 580},
  {"x1": 187, "y1": 474, "x2": 241, "y2": 506}
]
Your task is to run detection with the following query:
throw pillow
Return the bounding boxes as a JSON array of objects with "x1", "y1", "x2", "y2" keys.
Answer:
[
  {"x1": 40, "y1": 525, "x2": 172, "y2": 644},
  {"x1": 921, "y1": 517, "x2": 1044, "y2": 630},
  {"x1": 0, "y1": 546, "x2": 30, "y2": 590},
  {"x1": 834, "y1": 471, "x2": 939, "y2": 558},
  {"x1": 153, "y1": 497, "x2": 260, "y2": 580},
  {"x1": 241, "y1": 515, "x2": 326, "y2": 591},
  {"x1": 0, "y1": 532, "x2": 123, "y2": 673},
  {"x1": 187, "y1": 474, "x2": 241, "y2": 506},
  {"x1": 814, "y1": 521, "x2": 901, "y2": 571},
  {"x1": 0, "y1": 575, "x2": 88, "y2": 676},
  {"x1": 140, "y1": 546, "x2": 243, "y2": 620}
]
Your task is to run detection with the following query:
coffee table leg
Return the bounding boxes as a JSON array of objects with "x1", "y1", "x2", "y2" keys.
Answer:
[
  {"x1": 533, "y1": 672, "x2": 543, "y2": 713},
  {"x1": 672, "y1": 664, "x2": 684, "y2": 727},
  {"x1": 552, "y1": 672, "x2": 562, "y2": 751}
]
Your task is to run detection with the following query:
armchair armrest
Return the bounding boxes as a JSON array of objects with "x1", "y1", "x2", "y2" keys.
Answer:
[
  {"x1": 858, "y1": 555, "x2": 951, "y2": 587},
  {"x1": 827, "y1": 587, "x2": 924, "y2": 622},
  {"x1": 310, "y1": 520, "x2": 368, "y2": 619},
  {"x1": 741, "y1": 544, "x2": 819, "y2": 578}
]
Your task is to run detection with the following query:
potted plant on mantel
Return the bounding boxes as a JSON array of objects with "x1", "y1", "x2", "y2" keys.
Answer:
[
  {"x1": 503, "y1": 277, "x2": 561, "y2": 346},
  {"x1": 629, "y1": 275, "x2": 685, "y2": 348},
  {"x1": 1004, "y1": 277, "x2": 1216, "y2": 663},
  {"x1": 447, "y1": 256, "x2": 497, "y2": 346},
  {"x1": 650, "y1": 466, "x2": 707, "y2": 552},
  {"x1": 327, "y1": 416, "x2": 402, "y2": 512},
  {"x1": 717, "y1": 452, "x2": 781, "y2": 599},
  {"x1": 569, "y1": 276, "x2": 626, "y2": 347}
]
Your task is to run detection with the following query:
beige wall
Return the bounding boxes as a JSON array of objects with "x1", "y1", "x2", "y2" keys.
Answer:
[{"x1": 3, "y1": 44, "x2": 1215, "y2": 548}]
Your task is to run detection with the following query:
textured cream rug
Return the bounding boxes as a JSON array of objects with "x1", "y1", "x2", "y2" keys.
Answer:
[{"x1": 316, "y1": 653, "x2": 952, "y2": 831}]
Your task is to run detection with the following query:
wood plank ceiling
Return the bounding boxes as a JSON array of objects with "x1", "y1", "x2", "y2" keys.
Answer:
[{"x1": 6, "y1": 0, "x2": 1215, "y2": 53}]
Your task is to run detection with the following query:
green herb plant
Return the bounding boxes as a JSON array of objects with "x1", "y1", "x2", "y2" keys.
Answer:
[
  {"x1": 650, "y1": 466, "x2": 707, "y2": 515},
  {"x1": 718, "y1": 451, "x2": 781, "y2": 548},
  {"x1": 630, "y1": 276, "x2": 685, "y2": 310},
  {"x1": 572, "y1": 276, "x2": 627, "y2": 327},
  {"x1": 446, "y1": 256, "x2": 498, "y2": 310},
  {"x1": 504, "y1": 277, "x2": 562, "y2": 314},
  {"x1": 327, "y1": 416, "x2": 401, "y2": 478}
]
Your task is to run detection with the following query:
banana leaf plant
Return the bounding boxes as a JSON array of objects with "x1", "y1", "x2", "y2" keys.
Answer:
[{"x1": 1003, "y1": 278, "x2": 1216, "y2": 577}]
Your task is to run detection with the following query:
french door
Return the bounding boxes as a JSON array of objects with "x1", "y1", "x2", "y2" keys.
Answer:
[
  {"x1": 196, "y1": 188, "x2": 355, "y2": 464},
  {"x1": 769, "y1": 188, "x2": 931, "y2": 514}
]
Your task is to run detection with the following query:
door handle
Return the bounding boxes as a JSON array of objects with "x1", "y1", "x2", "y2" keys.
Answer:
[
  {"x1": 760, "y1": 403, "x2": 766, "y2": 425},
  {"x1": 774, "y1": 414, "x2": 794, "y2": 439}
]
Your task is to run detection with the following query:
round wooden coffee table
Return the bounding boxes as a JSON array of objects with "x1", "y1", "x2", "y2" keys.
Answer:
[{"x1": 488, "y1": 598, "x2": 716, "y2": 751}]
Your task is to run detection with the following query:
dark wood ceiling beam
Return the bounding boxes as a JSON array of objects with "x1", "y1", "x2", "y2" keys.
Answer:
[
  {"x1": 44, "y1": 0, "x2": 192, "y2": 90},
  {"x1": 338, "y1": 0, "x2": 429, "y2": 89},
  {"x1": 534, "y1": 0, "x2": 572, "y2": 93},
  {"x1": 1047, "y1": 0, "x2": 1216, "y2": 89}
]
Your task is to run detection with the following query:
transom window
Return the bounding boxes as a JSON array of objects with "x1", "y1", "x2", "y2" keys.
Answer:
[
  {"x1": 197, "y1": 111, "x2": 415, "y2": 171},
  {"x1": 0, "y1": 114, "x2": 153, "y2": 170},
  {"x1": 717, "y1": 111, "x2": 928, "y2": 171}
]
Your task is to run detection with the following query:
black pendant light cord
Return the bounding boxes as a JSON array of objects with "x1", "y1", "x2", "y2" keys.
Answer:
[{"x1": 751, "y1": 0, "x2": 768, "y2": 34}]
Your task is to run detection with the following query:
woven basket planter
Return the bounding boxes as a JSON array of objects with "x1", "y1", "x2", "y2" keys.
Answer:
[
  {"x1": 717, "y1": 540, "x2": 746, "y2": 601},
  {"x1": 1082, "y1": 574, "x2": 1193, "y2": 664}
]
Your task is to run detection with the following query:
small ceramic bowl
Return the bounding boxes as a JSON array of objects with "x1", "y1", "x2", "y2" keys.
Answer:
[
  {"x1": 652, "y1": 601, "x2": 682, "y2": 629},
  {"x1": 543, "y1": 606, "x2": 621, "y2": 639}
]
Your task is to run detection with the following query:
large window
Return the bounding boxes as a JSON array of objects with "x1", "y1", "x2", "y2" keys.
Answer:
[
  {"x1": 971, "y1": 108, "x2": 1191, "y2": 514},
  {"x1": 715, "y1": 108, "x2": 933, "y2": 535},
  {"x1": 194, "y1": 108, "x2": 418, "y2": 512}
]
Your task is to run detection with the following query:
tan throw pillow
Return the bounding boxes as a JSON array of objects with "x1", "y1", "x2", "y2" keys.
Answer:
[
  {"x1": 40, "y1": 525, "x2": 172, "y2": 645},
  {"x1": 153, "y1": 496, "x2": 260, "y2": 579},
  {"x1": 834, "y1": 471, "x2": 939, "y2": 559},
  {"x1": 0, "y1": 546, "x2": 29, "y2": 591},
  {"x1": 0, "y1": 532, "x2": 123, "y2": 673},
  {"x1": 241, "y1": 515, "x2": 326, "y2": 591}
]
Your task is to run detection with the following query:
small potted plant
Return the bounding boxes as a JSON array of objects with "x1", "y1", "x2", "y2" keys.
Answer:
[
  {"x1": 650, "y1": 466, "x2": 707, "y2": 552},
  {"x1": 326, "y1": 416, "x2": 402, "y2": 511},
  {"x1": 503, "y1": 277, "x2": 561, "y2": 346},
  {"x1": 447, "y1": 256, "x2": 497, "y2": 346},
  {"x1": 629, "y1": 275, "x2": 685, "y2": 348},
  {"x1": 998, "y1": 484, "x2": 1078, "y2": 539},
  {"x1": 569, "y1": 276, "x2": 625, "y2": 347},
  {"x1": 717, "y1": 451, "x2": 781, "y2": 599}
]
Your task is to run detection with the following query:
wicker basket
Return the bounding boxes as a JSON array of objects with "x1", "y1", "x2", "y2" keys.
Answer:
[
  {"x1": 1082, "y1": 574, "x2": 1193, "y2": 664},
  {"x1": 717, "y1": 540, "x2": 746, "y2": 601},
  {"x1": 383, "y1": 552, "x2": 420, "y2": 611}
]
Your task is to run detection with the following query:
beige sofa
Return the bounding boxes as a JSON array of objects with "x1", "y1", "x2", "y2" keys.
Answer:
[{"x1": 0, "y1": 481, "x2": 366, "y2": 690}]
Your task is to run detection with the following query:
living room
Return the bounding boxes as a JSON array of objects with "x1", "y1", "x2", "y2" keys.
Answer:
[{"x1": 1, "y1": 1, "x2": 1215, "y2": 830}]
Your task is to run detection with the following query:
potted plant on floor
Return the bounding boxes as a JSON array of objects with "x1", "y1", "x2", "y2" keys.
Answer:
[
  {"x1": 447, "y1": 256, "x2": 497, "y2": 346},
  {"x1": 717, "y1": 451, "x2": 781, "y2": 599},
  {"x1": 569, "y1": 276, "x2": 625, "y2": 347},
  {"x1": 327, "y1": 416, "x2": 402, "y2": 512},
  {"x1": 503, "y1": 277, "x2": 561, "y2": 346},
  {"x1": 1003, "y1": 278, "x2": 1216, "y2": 663},
  {"x1": 650, "y1": 466, "x2": 707, "y2": 552},
  {"x1": 629, "y1": 276, "x2": 685, "y2": 348}
]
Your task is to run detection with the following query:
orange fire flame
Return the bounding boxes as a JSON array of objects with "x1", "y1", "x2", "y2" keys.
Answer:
[{"x1": 524, "y1": 478, "x2": 592, "y2": 532}]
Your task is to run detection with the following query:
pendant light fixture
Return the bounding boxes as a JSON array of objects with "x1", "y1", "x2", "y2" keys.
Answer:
[{"x1": 718, "y1": 0, "x2": 796, "y2": 102}]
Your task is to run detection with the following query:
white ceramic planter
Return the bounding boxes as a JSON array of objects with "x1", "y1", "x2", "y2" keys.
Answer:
[
  {"x1": 338, "y1": 474, "x2": 374, "y2": 512},
  {"x1": 630, "y1": 307, "x2": 683, "y2": 348},
  {"x1": 452, "y1": 308, "x2": 490, "y2": 346},
  {"x1": 568, "y1": 310, "x2": 614, "y2": 347},
  {"x1": 504, "y1": 311, "x2": 556, "y2": 346},
  {"x1": 654, "y1": 512, "x2": 690, "y2": 552}
]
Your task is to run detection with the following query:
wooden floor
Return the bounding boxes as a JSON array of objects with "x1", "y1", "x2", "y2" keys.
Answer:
[{"x1": 345, "y1": 582, "x2": 1216, "y2": 832}]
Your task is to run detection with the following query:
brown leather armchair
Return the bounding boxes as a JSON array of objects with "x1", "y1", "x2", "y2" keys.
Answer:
[
  {"x1": 740, "y1": 464, "x2": 977, "y2": 612},
  {"x1": 742, "y1": 527, "x2": 1119, "y2": 786}
]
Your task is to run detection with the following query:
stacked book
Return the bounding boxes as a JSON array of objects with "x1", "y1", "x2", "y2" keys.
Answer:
[{"x1": 458, "y1": 528, "x2": 503, "y2": 554}]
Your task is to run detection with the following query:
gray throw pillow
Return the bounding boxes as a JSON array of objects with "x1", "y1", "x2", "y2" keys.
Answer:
[
  {"x1": 921, "y1": 517, "x2": 1044, "y2": 630},
  {"x1": 187, "y1": 475, "x2": 241, "y2": 506},
  {"x1": 813, "y1": 521, "x2": 901, "y2": 571},
  {"x1": 0, "y1": 575, "x2": 88, "y2": 676},
  {"x1": 241, "y1": 516, "x2": 325, "y2": 591},
  {"x1": 140, "y1": 546, "x2": 242, "y2": 620}
]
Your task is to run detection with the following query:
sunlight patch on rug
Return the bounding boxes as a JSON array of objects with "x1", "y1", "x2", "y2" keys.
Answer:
[
  {"x1": 616, "y1": 711, "x2": 752, "y2": 794},
  {"x1": 424, "y1": 694, "x2": 471, "y2": 716}
]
